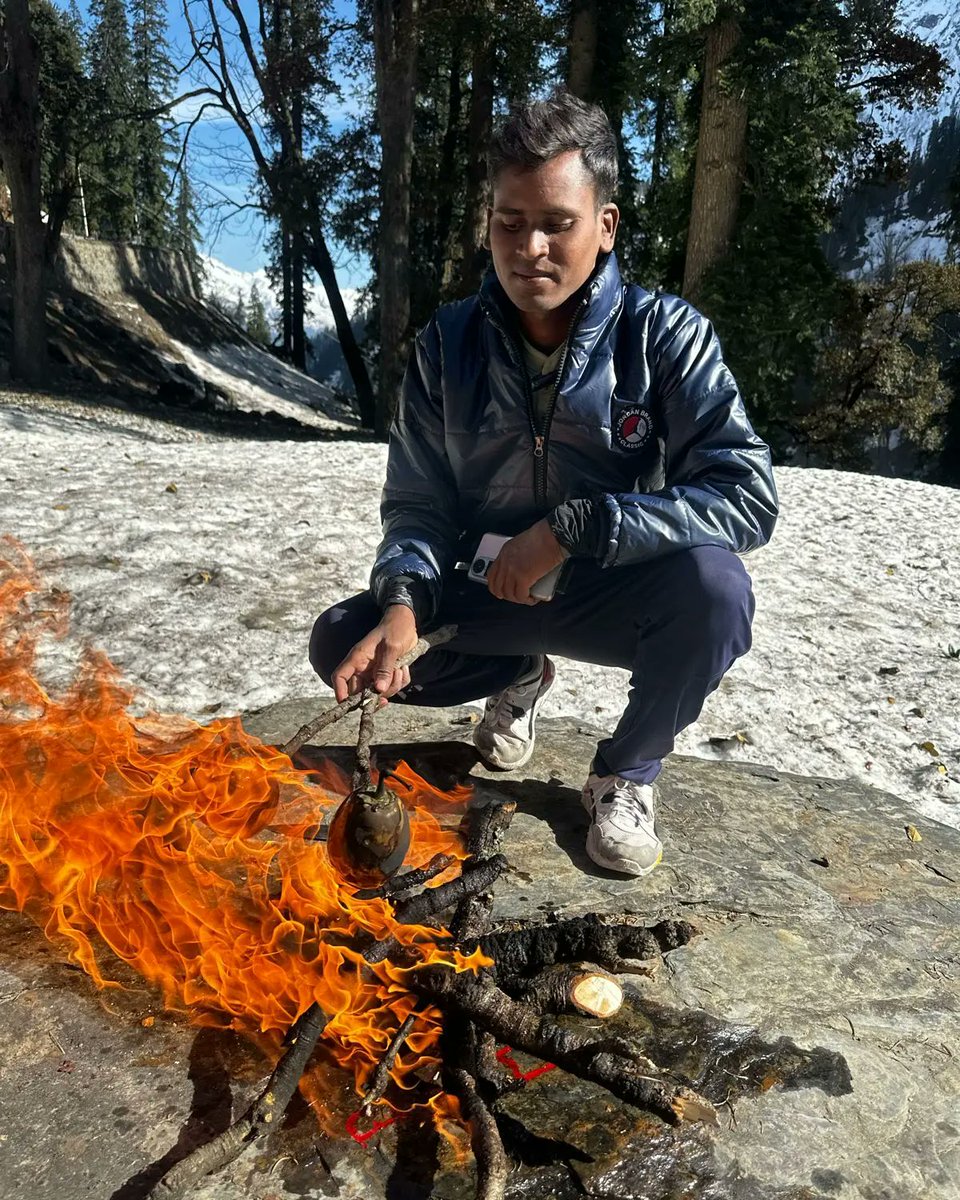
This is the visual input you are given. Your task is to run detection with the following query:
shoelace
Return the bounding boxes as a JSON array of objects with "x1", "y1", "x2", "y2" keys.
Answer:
[{"x1": 596, "y1": 781, "x2": 653, "y2": 827}]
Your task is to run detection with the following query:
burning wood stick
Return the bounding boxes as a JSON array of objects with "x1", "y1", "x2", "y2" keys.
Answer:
[
  {"x1": 354, "y1": 852, "x2": 457, "y2": 900},
  {"x1": 361, "y1": 1011, "x2": 419, "y2": 1111},
  {"x1": 409, "y1": 965, "x2": 717, "y2": 1128},
  {"x1": 281, "y1": 624, "x2": 457, "y2": 757},
  {"x1": 362, "y1": 855, "x2": 509, "y2": 964}
]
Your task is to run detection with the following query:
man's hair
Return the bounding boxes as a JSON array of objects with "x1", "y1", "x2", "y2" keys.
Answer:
[{"x1": 487, "y1": 91, "x2": 619, "y2": 206}]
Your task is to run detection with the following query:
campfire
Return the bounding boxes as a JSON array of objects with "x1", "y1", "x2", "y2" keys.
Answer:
[{"x1": 0, "y1": 538, "x2": 716, "y2": 1200}]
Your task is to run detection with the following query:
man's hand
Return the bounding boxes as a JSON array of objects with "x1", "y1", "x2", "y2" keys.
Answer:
[
  {"x1": 331, "y1": 605, "x2": 419, "y2": 702},
  {"x1": 486, "y1": 518, "x2": 568, "y2": 605}
]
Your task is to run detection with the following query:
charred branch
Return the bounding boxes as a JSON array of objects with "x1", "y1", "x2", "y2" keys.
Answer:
[
  {"x1": 444, "y1": 1060, "x2": 509, "y2": 1200},
  {"x1": 362, "y1": 855, "x2": 509, "y2": 964},
  {"x1": 450, "y1": 799, "x2": 517, "y2": 944},
  {"x1": 477, "y1": 915, "x2": 697, "y2": 981},
  {"x1": 149, "y1": 1002, "x2": 330, "y2": 1198},
  {"x1": 409, "y1": 966, "x2": 716, "y2": 1128},
  {"x1": 354, "y1": 852, "x2": 457, "y2": 901}
]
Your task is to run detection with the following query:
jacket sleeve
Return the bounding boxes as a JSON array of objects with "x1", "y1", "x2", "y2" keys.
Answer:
[
  {"x1": 369, "y1": 319, "x2": 461, "y2": 626},
  {"x1": 598, "y1": 302, "x2": 779, "y2": 568}
]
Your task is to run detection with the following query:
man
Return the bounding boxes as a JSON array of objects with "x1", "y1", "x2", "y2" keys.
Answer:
[{"x1": 310, "y1": 92, "x2": 778, "y2": 878}]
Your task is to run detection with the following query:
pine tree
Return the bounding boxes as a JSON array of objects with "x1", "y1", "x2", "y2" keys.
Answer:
[
  {"x1": 247, "y1": 283, "x2": 271, "y2": 344},
  {"x1": 85, "y1": 0, "x2": 137, "y2": 239},
  {"x1": 172, "y1": 166, "x2": 203, "y2": 290},
  {"x1": 32, "y1": 0, "x2": 90, "y2": 244},
  {"x1": 130, "y1": 0, "x2": 175, "y2": 245}
]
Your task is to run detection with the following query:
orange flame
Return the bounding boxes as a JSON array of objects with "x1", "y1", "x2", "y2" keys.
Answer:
[{"x1": 0, "y1": 539, "x2": 486, "y2": 1130}]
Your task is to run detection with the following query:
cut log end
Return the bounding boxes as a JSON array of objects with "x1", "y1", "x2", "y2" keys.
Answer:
[
  {"x1": 673, "y1": 1088, "x2": 720, "y2": 1127},
  {"x1": 570, "y1": 970, "x2": 623, "y2": 1018}
]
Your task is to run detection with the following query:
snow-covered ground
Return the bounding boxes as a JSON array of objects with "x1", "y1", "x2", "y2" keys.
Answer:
[
  {"x1": 2, "y1": 395, "x2": 959, "y2": 831},
  {"x1": 168, "y1": 337, "x2": 359, "y2": 430}
]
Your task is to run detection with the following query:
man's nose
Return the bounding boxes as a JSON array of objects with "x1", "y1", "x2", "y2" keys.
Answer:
[{"x1": 520, "y1": 227, "x2": 549, "y2": 258}]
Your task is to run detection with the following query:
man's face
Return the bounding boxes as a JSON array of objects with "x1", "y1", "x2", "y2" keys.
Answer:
[{"x1": 487, "y1": 149, "x2": 619, "y2": 332}]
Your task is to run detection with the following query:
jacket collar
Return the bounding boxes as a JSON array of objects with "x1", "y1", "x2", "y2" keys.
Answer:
[{"x1": 478, "y1": 251, "x2": 623, "y2": 363}]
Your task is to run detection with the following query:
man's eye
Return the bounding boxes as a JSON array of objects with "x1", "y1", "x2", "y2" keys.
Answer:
[
  {"x1": 501, "y1": 223, "x2": 522, "y2": 232},
  {"x1": 547, "y1": 223, "x2": 574, "y2": 233}
]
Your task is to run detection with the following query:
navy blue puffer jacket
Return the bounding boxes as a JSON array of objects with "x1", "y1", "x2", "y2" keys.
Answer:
[{"x1": 370, "y1": 251, "x2": 779, "y2": 624}]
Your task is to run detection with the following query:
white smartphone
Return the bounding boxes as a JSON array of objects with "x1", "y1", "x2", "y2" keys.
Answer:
[{"x1": 467, "y1": 532, "x2": 564, "y2": 601}]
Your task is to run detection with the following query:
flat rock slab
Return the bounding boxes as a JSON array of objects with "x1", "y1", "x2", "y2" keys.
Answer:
[{"x1": 0, "y1": 704, "x2": 958, "y2": 1200}]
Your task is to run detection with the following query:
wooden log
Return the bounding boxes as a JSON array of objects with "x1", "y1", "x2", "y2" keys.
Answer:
[
  {"x1": 514, "y1": 962, "x2": 623, "y2": 1018},
  {"x1": 477, "y1": 915, "x2": 697, "y2": 981},
  {"x1": 408, "y1": 965, "x2": 717, "y2": 1128}
]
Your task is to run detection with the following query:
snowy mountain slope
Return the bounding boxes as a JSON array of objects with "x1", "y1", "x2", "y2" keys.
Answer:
[
  {"x1": 201, "y1": 255, "x2": 361, "y2": 341},
  {"x1": 878, "y1": 1, "x2": 960, "y2": 151}
]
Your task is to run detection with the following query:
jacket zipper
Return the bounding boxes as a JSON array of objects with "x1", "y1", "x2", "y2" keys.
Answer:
[{"x1": 530, "y1": 294, "x2": 589, "y2": 506}]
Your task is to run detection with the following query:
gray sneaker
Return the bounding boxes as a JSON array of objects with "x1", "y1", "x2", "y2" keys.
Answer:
[
  {"x1": 581, "y1": 773, "x2": 663, "y2": 876},
  {"x1": 473, "y1": 656, "x2": 555, "y2": 771}
]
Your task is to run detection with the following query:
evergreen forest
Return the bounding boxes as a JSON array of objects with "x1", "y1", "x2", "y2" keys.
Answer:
[{"x1": 1, "y1": 0, "x2": 959, "y2": 482}]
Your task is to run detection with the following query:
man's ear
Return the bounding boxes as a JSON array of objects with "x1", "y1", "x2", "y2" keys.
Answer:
[
  {"x1": 599, "y1": 203, "x2": 620, "y2": 252},
  {"x1": 483, "y1": 207, "x2": 493, "y2": 250}
]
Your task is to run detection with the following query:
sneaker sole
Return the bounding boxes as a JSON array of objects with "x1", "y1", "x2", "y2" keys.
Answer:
[{"x1": 585, "y1": 827, "x2": 663, "y2": 877}]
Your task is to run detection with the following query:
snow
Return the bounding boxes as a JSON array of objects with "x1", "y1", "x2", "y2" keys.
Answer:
[
  {"x1": 1, "y1": 395, "x2": 959, "y2": 832},
  {"x1": 168, "y1": 337, "x2": 360, "y2": 430},
  {"x1": 872, "y1": 1, "x2": 960, "y2": 152},
  {"x1": 200, "y1": 255, "x2": 361, "y2": 341},
  {"x1": 856, "y1": 212, "x2": 951, "y2": 277}
]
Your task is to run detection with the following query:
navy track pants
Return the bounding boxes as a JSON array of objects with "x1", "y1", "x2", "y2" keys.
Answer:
[{"x1": 309, "y1": 545, "x2": 755, "y2": 785}]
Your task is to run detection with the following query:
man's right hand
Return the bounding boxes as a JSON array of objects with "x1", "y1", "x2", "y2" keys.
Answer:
[{"x1": 331, "y1": 604, "x2": 420, "y2": 703}]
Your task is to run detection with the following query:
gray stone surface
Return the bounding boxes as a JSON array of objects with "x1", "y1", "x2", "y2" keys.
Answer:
[{"x1": 1, "y1": 703, "x2": 958, "y2": 1200}]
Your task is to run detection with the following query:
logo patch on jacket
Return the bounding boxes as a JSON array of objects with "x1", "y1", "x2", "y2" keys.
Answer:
[{"x1": 614, "y1": 406, "x2": 652, "y2": 451}]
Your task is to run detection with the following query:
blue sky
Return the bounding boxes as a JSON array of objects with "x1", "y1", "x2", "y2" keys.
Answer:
[{"x1": 70, "y1": 0, "x2": 370, "y2": 286}]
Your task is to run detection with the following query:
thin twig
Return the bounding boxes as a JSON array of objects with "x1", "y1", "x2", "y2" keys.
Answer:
[
  {"x1": 281, "y1": 624, "x2": 457, "y2": 757},
  {"x1": 361, "y1": 1012, "x2": 418, "y2": 1111},
  {"x1": 352, "y1": 699, "x2": 378, "y2": 792}
]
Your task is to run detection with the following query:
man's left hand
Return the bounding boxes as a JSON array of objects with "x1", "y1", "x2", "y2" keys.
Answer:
[{"x1": 486, "y1": 518, "x2": 568, "y2": 605}]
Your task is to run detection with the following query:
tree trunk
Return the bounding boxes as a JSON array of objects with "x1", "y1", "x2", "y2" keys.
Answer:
[
  {"x1": 291, "y1": 89, "x2": 306, "y2": 371},
  {"x1": 436, "y1": 40, "x2": 463, "y2": 294},
  {"x1": 567, "y1": 0, "x2": 598, "y2": 99},
  {"x1": 649, "y1": 0, "x2": 673, "y2": 200},
  {"x1": 450, "y1": 0, "x2": 493, "y2": 300},
  {"x1": 0, "y1": 0, "x2": 48, "y2": 384},
  {"x1": 292, "y1": 229, "x2": 306, "y2": 370},
  {"x1": 303, "y1": 209, "x2": 376, "y2": 429},
  {"x1": 281, "y1": 223, "x2": 293, "y2": 358},
  {"x1": 682, "y1": 14, "x2": 747, "y2": 305},
  {"x1": 372, "y1": 0, "x2": 419, "y2": 437}
]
